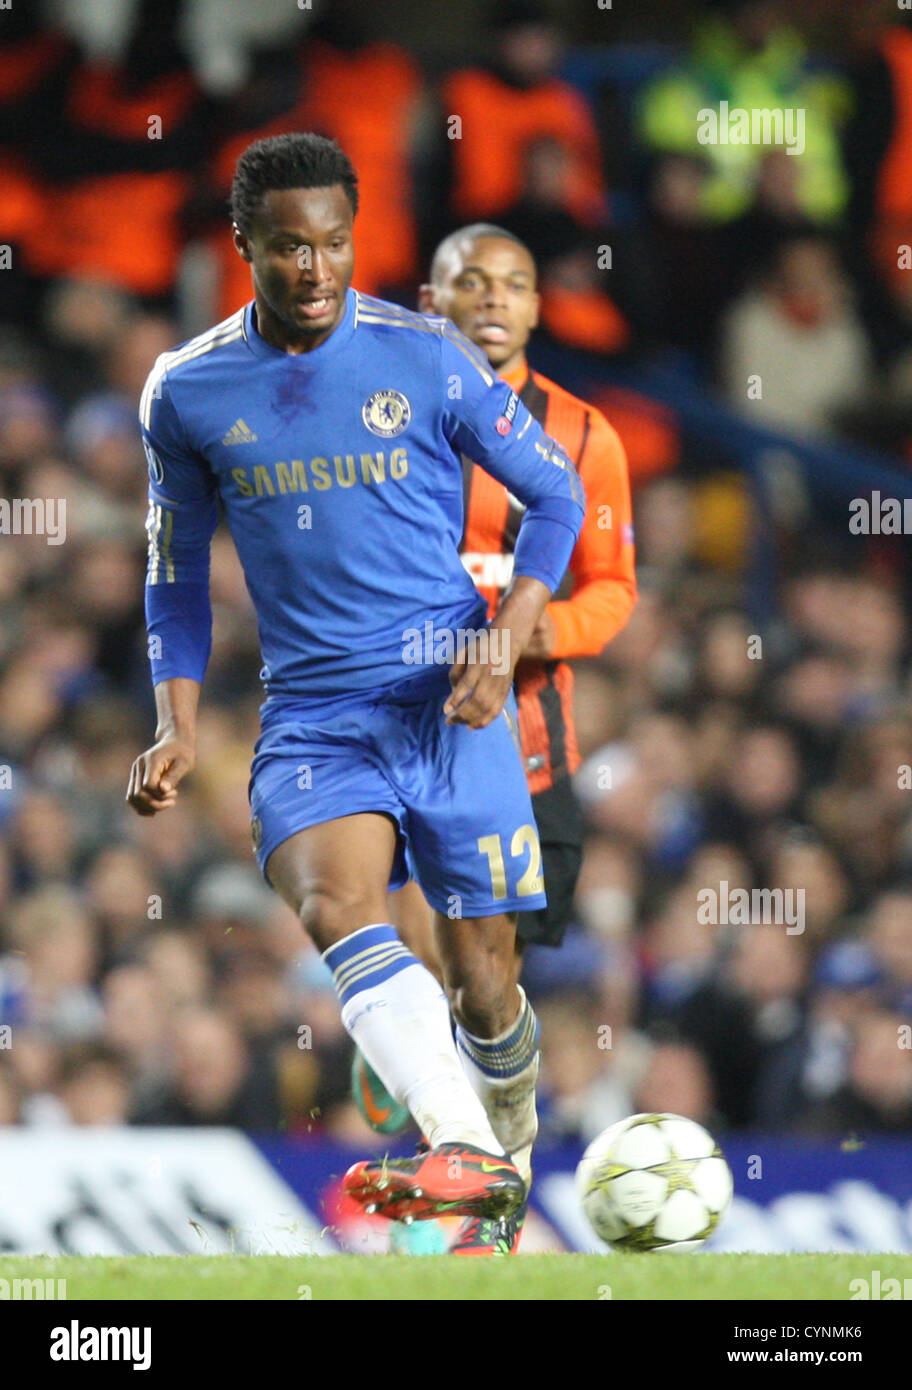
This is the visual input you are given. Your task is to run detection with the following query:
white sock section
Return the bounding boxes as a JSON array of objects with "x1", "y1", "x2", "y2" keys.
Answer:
[
  {"x1": 324, "y1": 924, "x2": 505, "y2": 1154},
  {"x1": 455, "y1": 986, "x2": 541, "y2": 1190}
]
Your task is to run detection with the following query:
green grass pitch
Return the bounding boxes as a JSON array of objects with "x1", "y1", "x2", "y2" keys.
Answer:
[{"x1": 3, "y1": 1253, "x2": 911, "y2": 1300}]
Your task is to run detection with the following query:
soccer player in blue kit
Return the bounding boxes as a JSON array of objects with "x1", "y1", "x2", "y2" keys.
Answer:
[{"x1": 126, "y1": 134, "x2": 584, "y2": 1241}]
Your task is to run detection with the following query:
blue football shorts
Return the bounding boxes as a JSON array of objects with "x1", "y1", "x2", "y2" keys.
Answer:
[{"x1": 248, "y1": 669, "x2": 547, "y2": 918}]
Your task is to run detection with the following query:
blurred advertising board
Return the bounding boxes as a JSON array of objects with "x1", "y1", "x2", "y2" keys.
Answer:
[
  {"x1": 1, "y1": 1131, "x2": 910, "y2": 1255},
  {"x1": 256, "y1": 1135, "x2": 912, "y2": 1255},
  {"x1": 0, "y1": 1129, "x2": 336, "y2": 1256}
]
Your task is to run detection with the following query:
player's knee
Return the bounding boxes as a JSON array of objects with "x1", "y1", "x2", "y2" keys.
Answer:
[
  {"x1": 446, "y1": 964, "x2": 516, "y2": 1037},
  {"x1": 295, "y1": 883, "x2": 389, "y2": 950}
]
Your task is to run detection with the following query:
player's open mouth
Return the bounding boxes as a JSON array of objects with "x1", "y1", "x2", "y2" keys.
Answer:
[
  {"x1": 476, "y1": 322, "x2": 510, "y2": 344},
  {"x1": 297, "y1": 296, "x2": 334, "y2": 318}
]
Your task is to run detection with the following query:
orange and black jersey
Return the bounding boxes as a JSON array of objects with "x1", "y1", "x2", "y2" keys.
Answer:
[{"x1": 460, "y1": 363, "x2": 636, "y2": 796}]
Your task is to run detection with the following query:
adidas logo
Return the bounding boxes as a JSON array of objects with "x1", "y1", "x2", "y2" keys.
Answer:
[{"x1": 222, "y1": 418, "x2": 258, "y2": 445}]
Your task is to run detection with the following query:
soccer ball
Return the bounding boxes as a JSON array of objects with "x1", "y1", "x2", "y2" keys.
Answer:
[{"x1": 576, "y1": 1112, "x2": 733, "y2": 1252}]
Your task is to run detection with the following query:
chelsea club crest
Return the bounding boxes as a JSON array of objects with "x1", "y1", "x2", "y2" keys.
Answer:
[{"x1": 362, "y1": 389, "x2": 411, "y2": 438}]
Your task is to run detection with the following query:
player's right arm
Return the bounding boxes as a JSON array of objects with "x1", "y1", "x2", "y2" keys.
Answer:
[
  {"x1": 127, "y1": 361, "x2": 218, "y2": 816},
  {"x1": 127, "y1": 675, "x2": 200, "y2": 815}
]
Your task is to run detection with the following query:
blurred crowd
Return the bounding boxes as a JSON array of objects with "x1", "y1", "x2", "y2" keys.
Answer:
[{"x1": 3, "y1": 0, "x2": 912, "y2": 1143}]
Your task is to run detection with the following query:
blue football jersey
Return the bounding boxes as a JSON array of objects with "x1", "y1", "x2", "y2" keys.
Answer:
[{"x1": 140, "y1": 290, "x2": 585, "y2": 701}]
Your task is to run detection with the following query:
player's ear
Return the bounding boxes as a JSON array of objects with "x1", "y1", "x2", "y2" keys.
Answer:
[
  {"x1": 233, "y1": 224, "x2": 253, "y2": 263},
  {"x1": 529, "y1": 289, "x2": 541, "y2": 331},
  {"x1": 417, "y1": 282, "x2": 437, "y2": 314}
]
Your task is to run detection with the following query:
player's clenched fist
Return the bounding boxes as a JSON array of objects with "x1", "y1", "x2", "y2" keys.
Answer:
[
  {"x1": 444, "y1": 575, "x2": 551, "y2": 727},
  {"x1": 444, "y1": 657, "x2": 515, "y2": 728},
  {"x1": 126, "y1": 736, "x2": 195, "y2": 815}
]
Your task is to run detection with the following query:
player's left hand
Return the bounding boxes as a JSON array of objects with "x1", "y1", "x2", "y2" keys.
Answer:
[
  {"x1": 447, "y1": 575, "x2": 548, "y2": 726},
  {"x1": 443, "y1": 650, "x2": 514, "y2": 729}
]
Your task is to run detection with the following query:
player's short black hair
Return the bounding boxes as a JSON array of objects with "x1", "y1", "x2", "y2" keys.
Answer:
[
  {"x1": 429, "y1": 223, "x2": 534, "y2": 285},
  {"x1": 230, "y1": 132, "x2": 359, "y2": 234}
]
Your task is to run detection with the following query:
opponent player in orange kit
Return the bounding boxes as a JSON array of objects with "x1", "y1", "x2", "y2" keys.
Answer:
[{"x1": 353, "y1": 224, "x2": 637, "y2": 1255}]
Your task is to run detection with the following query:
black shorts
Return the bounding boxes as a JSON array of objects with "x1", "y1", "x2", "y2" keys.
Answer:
[{"x1": 516, "y1": 775, "x2": 584, "y2": 948}]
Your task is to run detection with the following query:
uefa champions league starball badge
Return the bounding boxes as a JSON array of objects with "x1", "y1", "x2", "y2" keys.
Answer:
[{"x1": 362, "y1": 390, "x2": 411, "y2": 438}]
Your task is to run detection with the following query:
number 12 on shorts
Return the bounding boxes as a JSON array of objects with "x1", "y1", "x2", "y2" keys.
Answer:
[{"x1": 477, "y1": 826, "x2": 544, "y2": 900}]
